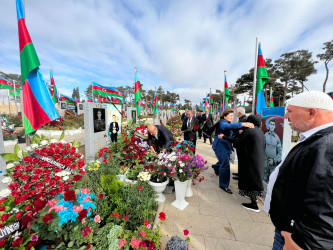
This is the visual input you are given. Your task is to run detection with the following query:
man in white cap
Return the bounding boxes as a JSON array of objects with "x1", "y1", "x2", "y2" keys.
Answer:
[{"x1": 264, "y1": 91, "x2": 333, "y2": 250}]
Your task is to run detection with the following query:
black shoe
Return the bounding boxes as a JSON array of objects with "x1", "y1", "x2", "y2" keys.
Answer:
[
  {"x1": 232, "y1": 176, "x2": 239, "y2": 180},
  {"x1": 203, "y1": 141, "x2": 206, "y2": 143},
  {"x1": 232, "y1": 173, "x2": 239, "y2": 176},
  {"x1": 212, "y1": 165, "x2": 219, "y2": 176},
  {"x1": 242, "y1": 203, "x2": 260, "y2": 212},
  {"x1": 220, "y1": 187, "x2": 233, "y2": 194}
]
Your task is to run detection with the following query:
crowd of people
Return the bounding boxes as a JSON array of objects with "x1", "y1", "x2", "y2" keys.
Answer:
[{"x1": 176, "y1": 91, "x2": 333, "y2": 250}]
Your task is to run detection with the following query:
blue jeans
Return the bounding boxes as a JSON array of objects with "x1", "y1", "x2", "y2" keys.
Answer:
[
  {"x1": 272, "y1": 228, "x2": 284, "y2": 250},
  {"x1": 213, "y1": 150, "x2": 230, "y2": 188}
]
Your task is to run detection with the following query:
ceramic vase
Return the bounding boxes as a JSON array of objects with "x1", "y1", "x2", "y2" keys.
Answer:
[
  {"x1": 171, "y1": 180, "x2": 189, "y2": 210},
  {"x1": 148, "y1": 178, "x2": 169, "y2": 202},
  {"x1": 185, "y1": 179, "x2": 193, "y2": 197}
]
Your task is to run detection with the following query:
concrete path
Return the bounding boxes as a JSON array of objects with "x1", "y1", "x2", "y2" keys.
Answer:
[{"x1": 159, "y1": 138, "x2": 275, "y2": 250}]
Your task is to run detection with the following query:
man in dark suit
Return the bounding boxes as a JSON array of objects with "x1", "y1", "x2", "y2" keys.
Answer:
[
  {"x1": 181, "y1": 109, "x2": 188, "y2": 122},
  {"x1": 197, "y1": 110, "x2": 204, "y2": 139},
  {"x1": 109, "y1": 115, "x2": 119, "y2": 142},
  {"x1": 181, "y1": 110, "x2": 199, "y2": 152},
  {"x1": 201, "y1": 108, "x2": 213, "y2": 144},
  {"x1": 147, "y1": 124, "x2": 173, "y2": 154}
]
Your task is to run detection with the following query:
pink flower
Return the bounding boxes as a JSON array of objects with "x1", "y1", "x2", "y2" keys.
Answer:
[
  {"x1": 139, "y1": 231, "x2": 146, "y2": 237},
  {"x1": 94, "y1": 215, "x2": 101, "y2": 223},
  {"x1": 73, "y1": 205, "x2": 84, "y2": 214},
  {"x1": 130, "y1": 238, "x2": 142, "y2": 249},
  {"x1": 81, "y1": 218, "x2": 86, "y2": 224},
  {"x1": 31, "y1": 235, "x2": 38, "y2": 242},
  {"x1": 82, "y1": 197, "x2": 90, "y2": 203},
  {"x1": 119, "y1": 239, "x2": 126, "y2": 248},
  {"x1": 146, "y1": 224, "x2": 151, "y2": 229},
  {"x1": 81, "y1": 189, "x2": 90, "y2": 194},
  {"x1": 55, "y1": 205, "x2": 64, "y2": 213}
]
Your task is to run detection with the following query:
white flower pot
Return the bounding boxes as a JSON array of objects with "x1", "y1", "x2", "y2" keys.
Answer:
[
  {"x1": 148, "y1": 178, "x2": 169, "y2": 203},
  {"x1": 171, "y1": 180, "x2": 189, "y2": 210},
  {"x1": 185, "y1": 179, "x2": 193, "y2": 197},
  {"x1": 116, "y1": 175, "x2": 126, "y2": 182},
  {"x1": 4, "y1": 139, "x2": 18, "y2": 147}
]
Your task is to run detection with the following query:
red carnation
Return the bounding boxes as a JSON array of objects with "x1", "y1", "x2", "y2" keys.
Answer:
[
  {"x1": 0, "y1": 198, "x2": 8, "y2": 205},
  {"x1": 0, "y1": 206, "x2": 4, "y2": 212},
  {"x1": 61, "y1": 149, "x2": 68, "y2": 155},
  {"x1": 34, "y1": 168, "x2": 43, "y2": 175},
  {"x1": 11, "y1": 189, "x2": 20, "y2": 197},
  {"x1": 34, "y1": 149, "x2": 40, "y2": 154},
  {"x1": 15, "y1": 211, "x2": 24, "y2": 220},
  {"x1": 47, "y1": 149, "x2": 55, "y2": 155},
  {"x1": 22, "y1": 183, "x2": 33, "y2": 191},
  {"x1": 8, "y1": 182, "x2": 19, "y2": 190},
  {"x1": 20, "y1": 174, "x2": 31, "y2": 182},
  {"x1": 31, "y1": 175, "x2": 41, "y2": 183},
  {"x1": 42, "y1": 214, "x2": 53, "y2": 223},
  {"x1": 124, "y1": 216, "x2": 129, "y2": 220},
  {"x1": 1, "y1": 213, "x2": 10, "y2": 222},
  {"x1": 54, "y1": 176, "x2": 61, "y2": 181},
  {"x1": 44, "y1": 176, "x2": 51, "y2": 183},
  {"x1": 183, "y1": 229, "x2": 189, "y2": 236},
  {"x1": 48, "y1": 180, "x2": 57, "y2": 187},
  {"x1": 87, "y1": 244, "x2": 92, "y2": 249},
  {"x1": 57, "y1": 181, "x2": 64, "y2": 187},
  {"x1": 49, "y1": 143, "x2": 56, "y2": 148},
  {"x1": 21, "y1": 215, "x2": 33, "y2": 227},
  {"x1": 23, "y1": 156, "x2": 32, "y2": 163},
  {"x1": 78, "y1": 209, "x2": 88, "y2": 221},
  {"x1": 0, "y1": 239, "x2": 6, "y2": 248},
  {"x1": 12, "y1": 172, "x2": 22, "y2": 179},
  {"x1": 138, "y1": 186, "x2": 143, "y2": 190},
  {"x1": 32, "y1": 158, "x2": 40, "y2": 164},
  {"x1": 48, "y1": 188, "x2": 59, "y2": 196},
  {"x1": 64, "y1": 190, "x2": 76, "y2": 201},
  {"x1": 65, "y1": 143, "x2": 71, "y2": 149},
  {"x1": 55, "y1": 148, "x2": 61, "y2": 154},
  {"x1": 43, "y1": 169, "x2": 52, "y2": 175},
  {"x1": 53, "y1": 154, "x2": 62, "y2": 160},
  {"x1": 35, "y1": 182, "x2": 44, "y2": 189},
  {"x1": 98, "y1": 194, "x2": 104, "y2": 199},
  {"x1": 34, "y1": 200, "x2": 47, "y2": 212},
  {"x1": 73, "y1": 175, "x2": 82, "y2": 181},
  {"x1": 57, "y1": 142, "x2": 63, "y2": 148},
  {"x1": 158, "y1": 212, "x2": 166, "y2": 221},
  {"x1": 12, "y1": 238, "x2": 24, "y2": 247},
  {"x1": 40, "y1": 161, "x2": 50, "y2": 168}
]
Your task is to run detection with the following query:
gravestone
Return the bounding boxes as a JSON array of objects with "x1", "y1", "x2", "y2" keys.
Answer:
[
  {"x1": 59, "y1": 101, "x2": 67, "y2": 117},
  {"x1": 77, "y1": 103, "x2": 84, "y2": 115},
  {"x1": 127, "y1": 107, "x2": 137, "y2": 123},
  {"x1": 83, "y1": 103, "x2": 109, "y2": 162},
  {"x1": 162, "y1": 111, "x2": 167, "y2": 125}
]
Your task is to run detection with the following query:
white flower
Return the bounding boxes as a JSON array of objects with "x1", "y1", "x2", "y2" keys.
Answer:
[
  {"x1": 31, "y1": 144, "x2": 38, "y2": 149},
  {"x1": 6, "y1": 163, "x2": 15, "y2": 169},
  {"x1": 179, "y1": 161, "x2": 183, "y2": 164},
  {"x1": 60, "y1": 139, "x2": 67, "y2": 143},
  {"x1": 0, "y1": 188, "x2": 11, "y2": 197},
  {"x1": 12, "y1": 231, "x2": 21, "y2": 241},
  {"x1": 11, "y1": 207, "x2": 19, "y2": 214},
  {"x1": 180, "y1": 163, "x2": 185, "y2": 167},
  {"x1": 63, "y1": 176, "x2": 69, "y2": 181},
  {"x1": 17, "y1": 150, "x2": 23, "y2": 159},
  {"x1": 26, "y1": 146, "x2": 32, "y2": 152},
  {"x1": 138, "y1": 172, "x2": 151, "y2": 182},
  {"x1": 50, "y1": 139, "x2": 58, "y2": 143},
  {"x1": 40, "y1": 140, "x2": 48, "y2": 145},
  {"x1": 179, "y1": 169, "x2": 183, "y2": 173},
  {"x1": 2, "y1": 177, "x2": 12, "y2": 184}
]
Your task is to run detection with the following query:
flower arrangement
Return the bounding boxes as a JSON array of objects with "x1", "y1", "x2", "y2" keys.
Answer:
[{"x1": 40, "y1": 109, "x2": 84, "y2": 130}]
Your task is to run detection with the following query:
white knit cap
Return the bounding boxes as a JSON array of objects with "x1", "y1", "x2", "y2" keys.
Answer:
[{"x1": 287, "y1": 91, "x2": 333, "y2": 111}]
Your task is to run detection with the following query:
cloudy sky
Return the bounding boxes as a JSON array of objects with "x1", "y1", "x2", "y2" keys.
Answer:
[{"x1": 0, "y1": 0, "x2": 332, "y2": 104}]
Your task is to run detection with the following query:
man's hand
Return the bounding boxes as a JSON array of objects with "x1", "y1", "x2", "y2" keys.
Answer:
[
  {"x1": 150, "y1": 146, "x2": 156, "y2": 154},
  {"x1": 242, "y1": 122, "x2": 254, "y2": 128},
  {"x1": 218, "y1": 134, "x2": 224, "y2": 139},
  {"x1": 281, "y1": 231, "x2": 302, "y2": 250}
]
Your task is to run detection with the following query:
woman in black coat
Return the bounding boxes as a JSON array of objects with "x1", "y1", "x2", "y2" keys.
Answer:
[{"x1": 219, "y1": 115, "x2": 265, "y2": 212}]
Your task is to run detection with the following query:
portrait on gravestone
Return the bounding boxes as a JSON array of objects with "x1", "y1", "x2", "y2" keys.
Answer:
[
  {"x1": 79, "y1": 104, "x2": 83, "y2": 110},
  {"x1": 61, "y1": 102, "x2": 67, "y2": 109},
  {"x1": 132, "y1": 110, "x2": 137, "y2": 124},
  {"x1": 261, "y1": 107, "x2": 285, "y2": 182},
  {"x1": 93, "y1": 108, "x2": 106, "y2": 133}
]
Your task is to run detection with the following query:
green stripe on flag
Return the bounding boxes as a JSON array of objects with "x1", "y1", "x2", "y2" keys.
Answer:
[
  {"x1": 0, "y1": 84, "x2": 14, "y2": 91},
  {"x1": 256, "y1": 67, "x2": 269, "y2": 96},
  {"x1": 24, "y1": 116, "x2": 34, "y2": 135},
  {"x1": 92, "y1": 89, "x2": 125, "y2": 99},
  {"x1": 20, "y1": 43, "x2": 40, "y2": 84}
]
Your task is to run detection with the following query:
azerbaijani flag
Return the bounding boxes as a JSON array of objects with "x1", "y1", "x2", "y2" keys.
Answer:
[
  {"x1": 87, "y1": 97, "x2": 93, "y2": 103},
  {"x1": 60, "y1": 94, "x2": 77, "y2": 105},
  {"x1": 224, "y1": 75, "x2": 230, "y2": 110},
  {"x1": 50, "y1": 69, "x2": 58, "y2": 104},
  {"x1": 16, "y1": 0, "x2": 59, "y2": 134},
  {"x1": 0, "y1": 76, "x2": 20, "y2": 91},
  {"x1": 170, "y1": 104, "x2": 178, "y2": 111},
  {"x1": 255, "y1": 43, "x2": 269, "y2": 115},
  {"x1": 92, "y1": 82, "x2": 126, "y2": 100},
  {"x1": 243, "y1": 96, "x2": 246, "y2": 108},
  {"x1": 134, "y1": 71, "x2": 141, "y2": 117},
  {"x1": 9, "y1": 90, "x2": 21, "y2": 97},
  {"x1": 269, "y1": 91, "x2": 274, "y2": 107},
  {"x1": 210, "y1": 90, "x2": 213, "y2": 114},
  {"x1": 153, "y1": 90, "x2": 158, "y2": 115}
]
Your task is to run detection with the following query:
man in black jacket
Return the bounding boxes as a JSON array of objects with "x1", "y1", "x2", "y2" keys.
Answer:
[
  {"x1": 201, "y1": 108, "x2": 213, "y2": 144},
  {"x1": 181, "y1": 109, "x2": 188, "y2": 122},
  {"x1": 147, "y1": 124, "x2": 173, "y2": 154},
  {"x1": 265, "y1": 91, "x2": 333, "y2": 250},
  {"x1": 197, "y1": 110, "x2": 204, "y2": 139},
  {"x1": 181, "y1": 110, "x2": 199, "y2": 152},
  {"x1": 109, "y1": 115, "x2": 119, "y2": 142}
]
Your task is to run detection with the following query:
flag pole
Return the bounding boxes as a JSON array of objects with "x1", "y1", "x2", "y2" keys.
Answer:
[
  {"x1": 91, "y1": 80, "x2": 94, "y2": 102},
  {"x1": 252, "y1": 36, "x2": 259, "y2": 114},
  {"x1": 13, "y1": 80, "x2": 18, "y2": 114},
  {"x1": 7, "y1": 90, "x2": 11, "y2": 115},
  {"x1": 223, "y1": 70, "x2": 226, "y2": 110}
]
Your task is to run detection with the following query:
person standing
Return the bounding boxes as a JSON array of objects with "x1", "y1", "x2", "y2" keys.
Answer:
[
  {"x1": 147, "y1": 124, "x2": 173, "y2": 154},
  {"x1": 265, "y1": 91, "x2": 333, "y2": 249},
  {"x1": 109, "y1": 115, "x2": 119, "y2": 142},
  {"x1": 181, "y1": 110, "x2": 199, "y2": 152},
  {"x1": 212, "y1": 110, "x2": 254, "y2": 194},
  {"x1": 220, "y1": 115, "x2": 265, "y2": 212},
  {"x1": 202, "y1": 109, "x2": 213, "y2": 144},
  {"x1": 181, "y1": 108, "x2": 188, "y2": 122},
  {"x1": 232, "y1": 107, "x2": 248, "y2": 180},
  {"x1": 197, "y1": 110, "x2": 204, "y2": 139}
]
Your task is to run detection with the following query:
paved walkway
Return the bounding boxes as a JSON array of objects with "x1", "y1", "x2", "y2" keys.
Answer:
[{"x1": 159, "y1": 138, "x2": 275, "y2": 250}]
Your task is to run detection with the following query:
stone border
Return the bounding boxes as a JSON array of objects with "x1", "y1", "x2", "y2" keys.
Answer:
[
  {"x1": 36, "y1": 128, "x2": 82, "y2": 137},
  {"x1": 4, "y1": 139, "x2": 18, "y2": 147}
]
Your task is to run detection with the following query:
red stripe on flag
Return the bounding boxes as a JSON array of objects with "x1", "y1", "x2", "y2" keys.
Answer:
[
  {"x1": 23, "y1": 80, "x2": 52, "y2": 130},
  {"x1": 135, "y1": 81, "x2": 140, "y2": 92},
  {"x1": 18, "y1": 18, "x2": 33, "y2": 53},
  {"x1": 224, "y1": 81, "x2": 229, "y2": 88},
  {"x1": 257, "y1": 55, "x2": 266, "y2": 67}
]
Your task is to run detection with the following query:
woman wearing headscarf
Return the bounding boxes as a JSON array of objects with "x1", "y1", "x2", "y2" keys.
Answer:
[
  {"x1": 212, "y1": 110, "x2": 254, "y2": 194},
  {"x1": 219, "y1": 115, "x2": 265, "y2": 212}
]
